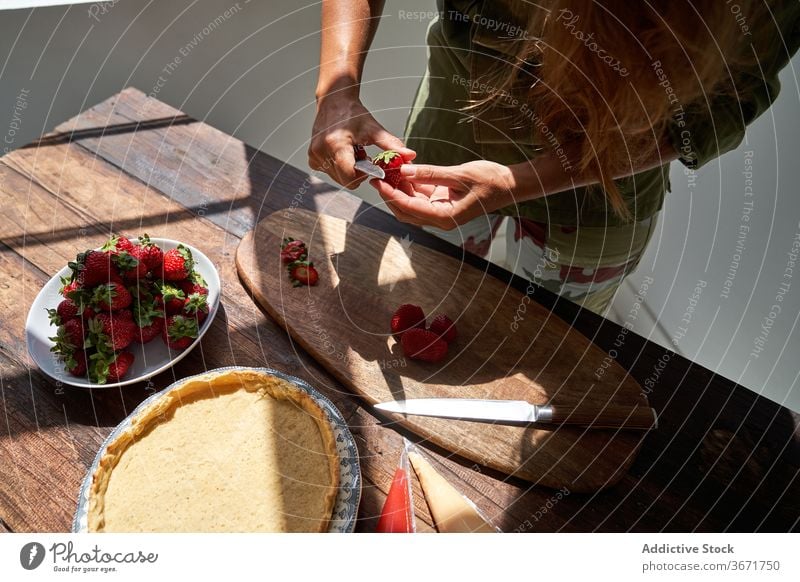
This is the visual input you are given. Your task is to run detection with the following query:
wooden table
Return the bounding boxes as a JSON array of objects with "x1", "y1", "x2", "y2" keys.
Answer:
[{"x1": 1, "y1": 88, "x2": 798, "y2": 533}]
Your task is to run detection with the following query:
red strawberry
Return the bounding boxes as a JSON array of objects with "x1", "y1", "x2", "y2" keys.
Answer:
[
  {"x1": 137, "y1": 234, "x2": 164, "y2": 271},
  {"x1": 63, "y1": 318, "x2": 85, "y2": 349},
  {"x1": 288, "y1": 260, "x2": 319, "y2": 287},
  {"x1": 390, "y1": 304, "x2": 426, "y2": 336},
  {"x1": 428, "y1": 314, "x2": 457, "y2": 344},
  {"x1": 46, "y1": 299, "x2": 79, "y2": 326},
  {"x1": 114, "y1": 247, "x2": 149, "y2": 281},
  {"x1": 59, "y1": 277, "x2": 79, "y2": 298},
  {"x1": 280, "y1": 238, "x2": 307, "y2": 263},
  {"x1": 179, "y1": 280, "x2": 208, "y2": 296},
  {"x1": 400, "y1": 328, "x2": 448, "y2": 363},
  {"x1": 183, "y1": 292, "x2": 209, "y2": 324},
  {"x1": 67, "y1": 350, "x2": 88, "y2": 377},
  {"x1": 91, "y1": 282, "x2": 132, "y2": 311},
  {"x1": 161, "y1": 245, "x2": 194, "y2": 281},
  {"x1": 372, "y1": 150, "x2": 404, "y2": 188},
  {"x1": 72, "y1": 250, "x2": 114, "y2": 287},
  {"x1": 102, "y1": 235, "x2": 135, "y2": 255},
  {"x1": 106, "y1": 351, "x2": 135, "y2": 383},
  {"x1": 154, "y1": 282, "x2": 186, "y2": 315},
  {"x1": 162, "y1": 315, "x2": 199, "y2": 350},
  {"x1": 135, "y1": 317, "x2": 164, "y2": 344},
  {"x1": 89, "y1": 312, "x2": 136, "y2": 351}
]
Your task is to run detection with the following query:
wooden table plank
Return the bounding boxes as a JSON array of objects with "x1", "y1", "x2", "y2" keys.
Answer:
[{"x1": 1, "y1": 87, "x2": 798, "y2": 532}]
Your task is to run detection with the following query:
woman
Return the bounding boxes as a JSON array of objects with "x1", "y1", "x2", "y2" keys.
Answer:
[{"x1": 309, "y1": 0, "x2": 799, "y2": 313}]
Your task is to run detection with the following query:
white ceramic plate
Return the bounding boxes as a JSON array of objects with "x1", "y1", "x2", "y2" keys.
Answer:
[
  {"x1": 25, "y1": 238, "x2": 220, "y2": 389},
  {"x1": 72, "y1": 367, "x2": 362, "y2": 533}
]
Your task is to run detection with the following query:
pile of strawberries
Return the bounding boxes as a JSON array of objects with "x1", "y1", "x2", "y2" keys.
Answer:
[
  {"x1": 48, "y1": 234, "x2": 210, "y2": 384},
  {"x1": 390, "y1": 304, "x2": 457, "y2": 363}
]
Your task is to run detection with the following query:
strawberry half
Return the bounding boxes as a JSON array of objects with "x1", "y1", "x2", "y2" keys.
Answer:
[
  {"x1": 280, "y1": 238, "x2": 307, "y2": 263},
  {"x1": 428, "y1": 314, "x2": 457, "y2": 344},
  {"x1": 288, "y1": 260, "x2": 319, "y2": 287},
  {"x1": 390, "y1": 304, "x2": 426, "y2": 336},
  {"x1": 372, "y1": 150, "x2": 404, "y2": 188},
  {"x1": 400, "y1": 328, "x2": 448, "y2": 363}
]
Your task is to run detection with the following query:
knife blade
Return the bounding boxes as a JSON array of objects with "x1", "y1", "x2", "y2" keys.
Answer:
[
  {"x1": 353, "y1": 144, "x2": 385, "y2": 179},
  {"x1": 374, "y1": 398, "x2": 658, "y2": 430}
]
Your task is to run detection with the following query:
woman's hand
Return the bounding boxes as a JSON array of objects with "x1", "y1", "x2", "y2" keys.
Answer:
[
  {"x1": 309, "y1": 94, "x2": 416, "y2": 188},
  {"x1": 369, "y1": 160, "x2": 519, "y2": 230}
]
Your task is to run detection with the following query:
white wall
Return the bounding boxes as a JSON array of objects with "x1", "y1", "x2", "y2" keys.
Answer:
[{"x1": 1, "y1": 0, "x2": 797, "y2": 411}]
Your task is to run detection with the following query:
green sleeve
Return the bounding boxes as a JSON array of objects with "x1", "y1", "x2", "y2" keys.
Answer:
[{"x1": 669, "y1": 2, "x2": 800, "y2": 169}]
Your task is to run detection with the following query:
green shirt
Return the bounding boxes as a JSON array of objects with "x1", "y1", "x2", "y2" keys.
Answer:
[{"x1": 404, "y1": 0, "x2": 800, "y2": 226}]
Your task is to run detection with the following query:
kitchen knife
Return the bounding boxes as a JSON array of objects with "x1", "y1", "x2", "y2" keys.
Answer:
[
  {"x1": 374, "y1": 398, "x2": 658, "y2": 430},
  {"x1": 353, "y1": 144, "x2": 386, "y2": 179}
]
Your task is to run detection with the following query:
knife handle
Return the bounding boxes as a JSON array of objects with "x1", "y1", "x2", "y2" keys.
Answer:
[{"x1": 545, "y1": 404, "x2": 658, "y2": 430}]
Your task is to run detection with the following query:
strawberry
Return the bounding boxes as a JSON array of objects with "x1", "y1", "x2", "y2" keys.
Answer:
[
  {"x1": 136, "y1": 316, "x2": 164, "y2": 344},
  {"x1": 114, "y1": 248, "x2": 149, "y2": 281},
  {"x1": 183, "y1": 292, "x2": 209, "y2": 324},
  {"x1": 132, "y1": 293, "x2": 163, "y2": 343},
  {"x1": 154, "y1": 282, "x2": 186, "y2": 315},
  {"x1": 137, "y1": 234, "x2": 164, "y2": 271},
  {"x1": 106, "y1": 351, "x2": 135, "y2": 383},
  {"x1": 372, "y1": 150, "x2": 404, "y2": 188},
  {"x1": 179, "y1": 280, "x2": 208, "y2": 297},
  {"x1": 400, "y1": 328, "x2": 448, "y2": 363},
  {"x1": 102, "y1": 235, "x2": 135, "y2": 255},
  {"x1": 59, "y1": 277, "x2": 79, "y2": 298},
  {"x1": 161, "y1": 245, "x2": 194, "y2": 281},
  {"x1": 46, "y1": 299, "x2": 79, "y2": 326},
  {"x1": 49, "y1": 325, "x2": 86, "y2": 376},
  {"x1": 91, "y1": 282, "x2": 133, "y2": 311},
  {"x1": 428, "y1": 314, "x2": 457, "y2": 344},
  {"x1": 280, "y1": 238, "x2": 307, "y2": 263},
  {"x1": 90, "y1": 350, "x2": 134, "y2": 384},
  {"x1": 71, "y1": 250, "x2": 114, "y2": 287},
  {"x1": 67, "y1": 350, "x2": 88, "y2": 377},
  {"x1": 63, "y1": 318, "x2": 85, "y2": 349},
  {"x1": 390, "y1": 304, "x2": 426, "y2": 336},
  {"x1": 88, "y1": 312, "x2": 136, "y2": 351},
  {"x1": 287, "y1": 260, "x2": 319, "y2": 287},
  {"x1": 162, "y1": 315, "x2": 199, "y2": 350}
]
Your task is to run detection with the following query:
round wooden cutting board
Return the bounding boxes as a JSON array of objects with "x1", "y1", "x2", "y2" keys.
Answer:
[{"x1": 236, "y1": 208, "x2": 650, "y2": 492}]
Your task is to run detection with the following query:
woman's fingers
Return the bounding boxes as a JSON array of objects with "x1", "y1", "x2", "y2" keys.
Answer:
[
  {"x1": 400, "y1": 163, "x2": 464, "y2": 187},
  {"x1": 369, "y1": 127, "x2": 417, "y2": 161},
  {"x1": 370, "y1": 179, "x2": 455, "y2": 228}
]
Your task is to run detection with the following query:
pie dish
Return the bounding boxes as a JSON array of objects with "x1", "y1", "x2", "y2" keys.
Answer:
[{"x1": 84, "y1": 368, "x2": 342, "y2": 532}]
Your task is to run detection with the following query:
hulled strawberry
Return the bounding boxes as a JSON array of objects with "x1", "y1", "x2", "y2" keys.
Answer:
[
  {"x1": 428, "y1": 314, "x2": 457, "y2": 344},
  {"x1": 390, "y1": 304, "x2": 426, "y2": 337},
  {"x1": 161, "y1": 245, "x2": 194, "y2": 281},
  {"x1": 372, "y1": 150, "x2": 404, "y2": 188},
  {"x1": 400, "y1": 328, "x2": 448, "y2": 363},
  {"x1": 91, "y1": 282, "x2": 133, "y2": 311},
  {"x1": 162, "y1": 315, "x2": 198, "y2": 350},
  {"x1": 288, "y1": 260, "x2": 319, "y2": 287},
  {"x1": 183, "y1": 292, "x2": 209, "y2": 324}
]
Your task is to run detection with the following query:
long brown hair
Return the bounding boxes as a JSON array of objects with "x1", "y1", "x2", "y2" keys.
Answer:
[{"x1": 483, "y1": 0, "x2": 767, "y2": 219}]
